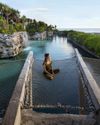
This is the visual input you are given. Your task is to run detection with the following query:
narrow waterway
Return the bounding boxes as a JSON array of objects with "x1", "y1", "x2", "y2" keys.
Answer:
[
  {"x1": 0, "y1": 36, "x2": 86, "y2": 116},
  {"x1": 27, "y1": 37, "x2": 84, "y2": 114}
]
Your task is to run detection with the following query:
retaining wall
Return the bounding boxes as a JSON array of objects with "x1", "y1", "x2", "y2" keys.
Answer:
[{"x1": 75, "y1": 49, "x2": 100, "y2": 124}]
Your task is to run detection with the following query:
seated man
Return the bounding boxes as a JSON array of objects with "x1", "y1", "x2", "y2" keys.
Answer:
[{"x1": 43, "y1": 53, "x2": 59, "y2": 80}]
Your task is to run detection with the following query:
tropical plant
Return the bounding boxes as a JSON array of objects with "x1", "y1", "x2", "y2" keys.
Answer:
[{"x1": 67, "y1": 31, "x2": 100, "y2": 56}]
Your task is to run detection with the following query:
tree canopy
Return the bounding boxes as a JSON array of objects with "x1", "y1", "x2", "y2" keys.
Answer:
[
  {"x1": 0, "y1": 2, "x2": 55, "y2": 34},
  {"x1": 26, "y1": 20, "x2": 54, "y2": 35}
]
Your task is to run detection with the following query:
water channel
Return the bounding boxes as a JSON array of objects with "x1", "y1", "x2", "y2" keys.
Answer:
[{"x1": 0, "y1": 36, "x2": 88, "y2": 116}]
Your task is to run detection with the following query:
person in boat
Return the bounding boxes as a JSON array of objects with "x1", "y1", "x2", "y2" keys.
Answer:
[{"x1": 43, "y1": 53, "x2": 59, "y2": 80}]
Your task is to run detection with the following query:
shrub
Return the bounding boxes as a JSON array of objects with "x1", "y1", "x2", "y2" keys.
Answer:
[{"x1": 68, "y1": 31, "x2": 100, "y2": 56}]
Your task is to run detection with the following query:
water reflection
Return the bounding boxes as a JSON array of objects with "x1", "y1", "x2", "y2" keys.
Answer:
[{"x1": 23, "y1": 37, "x2": 75, "y2": 60}]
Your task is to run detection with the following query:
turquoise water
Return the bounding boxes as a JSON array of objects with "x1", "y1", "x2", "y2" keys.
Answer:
[
  {"x1": 0, "y1": 36, "x2": 84, "y2": 115},
  {"x1": 23, "y1": 37, "x2": 75, "y2": 60},
  {"x1": 27, "y1": 37, "x2": 84, "y2": 114},
  {"x1": 0, "y1": 60, "x2": 24, "y2": 117}
]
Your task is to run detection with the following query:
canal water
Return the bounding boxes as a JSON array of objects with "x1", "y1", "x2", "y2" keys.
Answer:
[
  {"x1": 25, "y1": 37, "x2": 85, "y2": 114},
  {"x1": 0, "y1": 60, "x2": 24, "y2": 117},
  {"x1": 0, "y1": 36, "x2": 85, "y2": 116}
]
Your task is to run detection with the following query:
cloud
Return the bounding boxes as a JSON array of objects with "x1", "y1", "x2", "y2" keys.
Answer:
[
  {"x1": 35, "y1": 8, "x2": 49, "y2": 12},
  {"x1": 20, "y1": 7, "x2": 49, "y2": 14},
  {"x1": 20, "y1": 7, "x2": 50, "y2": 23},
  {"x1": 57, "y1": 17, "x2": 100, "y2": 28}
]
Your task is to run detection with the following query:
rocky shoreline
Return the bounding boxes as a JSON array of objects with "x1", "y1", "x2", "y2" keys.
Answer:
[{"x1": 0, "y1": 32, "x2": 28, "y2": 58}]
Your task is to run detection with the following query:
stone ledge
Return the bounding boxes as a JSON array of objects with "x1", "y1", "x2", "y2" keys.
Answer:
[
  {"x1": 21, "y1": 109, "x2": 96, "y2": 125},
  {"x1": 75, "y1": 49, "x2": 100, "y2": 110}
]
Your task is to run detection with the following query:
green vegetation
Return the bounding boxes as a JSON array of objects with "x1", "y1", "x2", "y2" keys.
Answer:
[
  {"x1": 26, "y1": 20, "x2": 55, "y2": 36},
  {"x1": 0, "y1": 2, "x2": 55, "y2": 35},
  {"x1": 0, "y1": 3, "x2": 25, "y2": 34},
  {"x1": 57, "y1": 30, "x2": 69, "y2": 36},
  {"x1": 67, "y1": 30, "x2": 100, "y2": 56}
]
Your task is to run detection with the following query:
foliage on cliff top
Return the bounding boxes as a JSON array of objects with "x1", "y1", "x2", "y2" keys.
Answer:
[
  {"x1": 0, "y1": 2, "x2": 25, "y2": 34},
  {"x1": 0, "y1": 2, "x2": 56, "y2": 35},
  {"x1": 26, "y1": 20, "x2": 55, "y2": 35},
  {"x1": 67, "y1": 30, "x2": 100, "y2": 56}
]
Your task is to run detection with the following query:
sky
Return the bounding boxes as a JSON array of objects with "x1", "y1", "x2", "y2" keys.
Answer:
[{"x1": 0, "y1": 0, "x2": 100, "y2": 28}]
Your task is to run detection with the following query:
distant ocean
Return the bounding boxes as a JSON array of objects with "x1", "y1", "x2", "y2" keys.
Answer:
[{"x1": 59, "y1": 28, "x2": 100, "y2": 33}]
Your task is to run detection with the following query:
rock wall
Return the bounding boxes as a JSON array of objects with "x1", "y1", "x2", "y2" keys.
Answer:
[
  {"x1": 47, "y1": 31, "x2": 54, "y2": 38},
  {"x1": 0, "y1": 32, "x2": 28, "y2": 58},
  {"x1": 28, "y1": 31, "x2": 53, "y2": 40}
]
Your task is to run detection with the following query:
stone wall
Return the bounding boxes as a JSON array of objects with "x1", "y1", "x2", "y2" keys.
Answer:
[
  {"x1": 28, "y1": 31, "x2": 53, "y2": 40},
  {"x1": 21, "y1": 109, "x2": 96, "y2": 125},
  {"x1": 0, "y1": 32, "x2": 28, "y2": 58},
  {"x1": 75, "y1": 49, "x2": 100, "y2": 125},
  {"x1": 47, "y1": 31, "x2": 54, "y2": 38}
]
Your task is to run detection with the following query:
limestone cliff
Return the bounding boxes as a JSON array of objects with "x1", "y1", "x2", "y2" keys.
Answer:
[
  {"x1": 0, "y1": 32, "x2": 28, "y2": 58},
  {"x1": 28, "y1": 31, "x2": 53, "y2": 40}
]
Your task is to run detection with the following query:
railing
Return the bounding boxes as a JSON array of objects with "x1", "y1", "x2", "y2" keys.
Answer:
[
  {"x1": 75, "y1": 49, "x2": 100, "y2": 122},
  {"x1": 2, "y1": 51, "x2": 33, "y2": 125}
]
